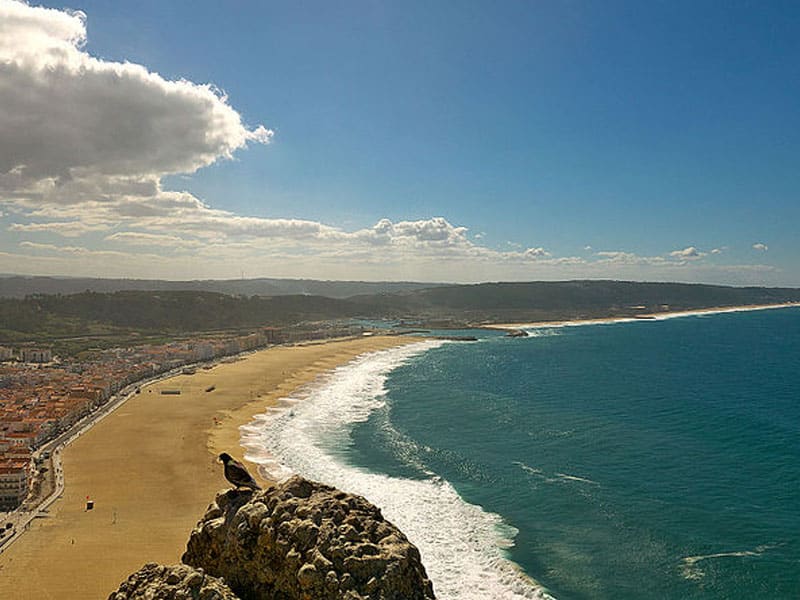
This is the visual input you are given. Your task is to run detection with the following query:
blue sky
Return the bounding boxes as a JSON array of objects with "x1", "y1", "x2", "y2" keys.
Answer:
[{"x1": 0, "y1": 0, "x2": 798, "y2": 284}]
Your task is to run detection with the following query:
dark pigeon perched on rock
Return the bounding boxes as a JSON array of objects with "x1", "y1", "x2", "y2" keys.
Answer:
[{"x1": 219, "y1": 452, "x2": 261, "y2": 490}]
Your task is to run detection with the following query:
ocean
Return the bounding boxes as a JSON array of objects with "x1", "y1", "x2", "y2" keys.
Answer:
[{"x1": 242, "y1": 306, "x2": 800, "y2": 599}]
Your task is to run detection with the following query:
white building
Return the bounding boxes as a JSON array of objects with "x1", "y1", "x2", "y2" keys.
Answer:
[
  {"x1": 20, "y1": 348, "x2": 52, "y2": 363},
  {"x1": 0, "y1": 463, "x2": 30, "y2": 510}
]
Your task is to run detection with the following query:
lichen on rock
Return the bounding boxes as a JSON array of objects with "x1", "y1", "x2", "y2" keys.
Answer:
[{"x1": 182, "y1": 475, "x2": 436, "y2": 600}]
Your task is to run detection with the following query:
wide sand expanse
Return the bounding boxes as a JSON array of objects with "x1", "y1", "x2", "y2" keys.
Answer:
[{"x1": 0, "y1": 335, "x2": 415, "y2": 599}]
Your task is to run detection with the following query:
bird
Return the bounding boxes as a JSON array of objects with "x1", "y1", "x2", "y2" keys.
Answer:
[{"x1": 218, "y1": 452, "x2": 261, "y2": 490}]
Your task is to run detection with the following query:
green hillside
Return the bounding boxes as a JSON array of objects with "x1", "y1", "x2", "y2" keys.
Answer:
[{"x1": 1, "y1": 281, "x2": 798, "y2": 352}]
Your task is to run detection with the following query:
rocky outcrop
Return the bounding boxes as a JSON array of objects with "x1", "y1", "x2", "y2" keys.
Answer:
[
  {"x1": 183, "y1": 475, "x2": 436, "y2": 600},
  {"x1": 108, "y1": 563, "x2": 239, "y2": 600},
  {"x1": 505, "y1": 329, "x2": 529, "y2": 337}
]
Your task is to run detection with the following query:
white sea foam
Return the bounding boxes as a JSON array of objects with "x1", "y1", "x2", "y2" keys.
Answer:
[
  {"x1": 679, "y1": 544, "x2": 777, "y2": 580},
  {"x1": 520, "y1": 328, "x2": 562, "y2": 338},
  {"x1": 240, "y1": 341, "x2": 555, "y2": 600},
  {"x1": 514, "y1": 462, "x2": 599, "y2": 487},
  {"x1": 553, "y1": 473, "x2": 599, "y2": 486},
  {"x1": 514, "y1": 462, "x2": 545, "y2": 476}
]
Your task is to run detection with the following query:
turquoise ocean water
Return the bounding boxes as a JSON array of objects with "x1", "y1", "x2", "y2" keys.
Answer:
[{"x1": 243, "y1": 307, "x2": 800, "y2": 599}]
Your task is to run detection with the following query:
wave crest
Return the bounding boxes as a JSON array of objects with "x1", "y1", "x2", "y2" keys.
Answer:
[{"x1": 240, "y1": 341, "x2": 554, "y2": 600}]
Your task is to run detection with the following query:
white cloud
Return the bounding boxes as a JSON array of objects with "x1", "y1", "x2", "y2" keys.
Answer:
[
  {"x1": 0, "y1": 2, "x2": 784, "y2": 286},
  {"x1": 710, "y1": 247, "x2": 724, "y2": 254},
  {"x1": 595, "y1": 251, "x2": 650, "y2": 264},
  {"x1": 0, "y1": 0, "x2": 271, "y2": 205},
  {"x1": 105, "y1": 231, "x2": 203, "y2": 248},
  {"x1": 2, "y1": 238, "x2": 783, "y2": 285},
  {"x1": 669, "y1": 246, "x2": 705, "y2": 260},
  {"x1": 595, "y1": 250, "x2": 678, "y2": 267},
  {"x1": 752, "y1": 242, "x2": 768, "y2": 251},
  {"x1": 594, "y1": 246, "x2": 717, "y2": 267},
  {"x1": 19, "y1": 240, "x2": 140, "y2": 259},
  {"x1": 9, "y1": 220, "x2": 110, "y2": 237},
  {"x1": 356, "y1": 217, "x2": 470, "y2": 248},
  {"x1": 523, "y1": 247, "x2": 551, "y2": 258}
]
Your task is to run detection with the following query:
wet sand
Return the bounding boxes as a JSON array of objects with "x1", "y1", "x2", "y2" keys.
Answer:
[{"x1": 0, "y1": 335, "x2": 415, "y2": 599}]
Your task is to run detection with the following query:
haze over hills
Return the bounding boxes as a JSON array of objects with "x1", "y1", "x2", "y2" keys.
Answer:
[
  {"x1": 1, "y1": 280, "x2": 799, "y2": 350},
  {"x1": 0, "y1": 276, "x2": 445, "y2": 300},
  {"x1": 371, "y1": 280, "x2": 800, "y2": 321}
]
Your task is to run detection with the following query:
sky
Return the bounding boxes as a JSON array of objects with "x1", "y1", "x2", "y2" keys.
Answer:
[{"x1": 1, "y1": 0, "x2": 798, "y2": 285}]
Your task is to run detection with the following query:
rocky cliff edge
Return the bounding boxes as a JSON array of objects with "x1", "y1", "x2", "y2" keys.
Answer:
[{"x1": 108, "y1": 475, "x2": 436, "y2": 600}]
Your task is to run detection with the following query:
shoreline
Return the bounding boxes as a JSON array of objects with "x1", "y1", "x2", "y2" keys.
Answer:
[
  {"x1": 237, "y1": 338, "x2": 556, "y2": 600},
  {"x1": 484, "y1": 302, "x2": 800, "y2": 330},
  {"x1": 238, "y1": 338, "x2": 444, "y2": 484},
  {"x1": 2, "y1": 303, "x2": 796, "y2": 597},
  {"x1": 0, "y1": 334, "x2": 418, "y2": 600}
]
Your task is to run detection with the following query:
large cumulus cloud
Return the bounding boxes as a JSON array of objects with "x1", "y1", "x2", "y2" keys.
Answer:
[{"x1": 0, "y1": 0, "x2": 271, "y2": 199}]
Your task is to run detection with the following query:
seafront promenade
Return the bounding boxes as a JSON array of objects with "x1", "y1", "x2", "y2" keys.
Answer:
[
  {"x1": 0, "y1": 335, "x2": 415, "y2": 599},
  {"x1": 0, "y1": 330, "x2": 280, "y2": 528},
  {"x1": 0, "y1": 362, "x2": 211, "y2": 555}
]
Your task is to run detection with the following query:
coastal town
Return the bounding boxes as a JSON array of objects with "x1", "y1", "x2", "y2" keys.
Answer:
[
  {"x1": 0, "y1": 330, "x2": 274, "y2": 515},
  {"x1": 0, "y1": 321, "x2": 370, "y2": 533}
]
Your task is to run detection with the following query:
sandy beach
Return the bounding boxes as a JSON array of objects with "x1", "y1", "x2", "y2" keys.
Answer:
[
  {"x1": 0, "y1": 335, "x2": 416, "y2": 599},
  {"x1": 487, "y1": 302, "x2": 800, "y2": 330}
]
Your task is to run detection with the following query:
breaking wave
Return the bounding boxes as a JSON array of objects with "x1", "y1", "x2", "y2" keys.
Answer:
[{"x1": 240, "y1": 341, "x2": 554, "y2": 600}]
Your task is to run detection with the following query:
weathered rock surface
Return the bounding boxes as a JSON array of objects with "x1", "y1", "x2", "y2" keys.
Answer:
[
  {"x1": 183, "y1": 475, "x2": 436, "y2": 600},
  {"x1": 108, "y1": 563, "x2": 239, "y2": 600}
]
